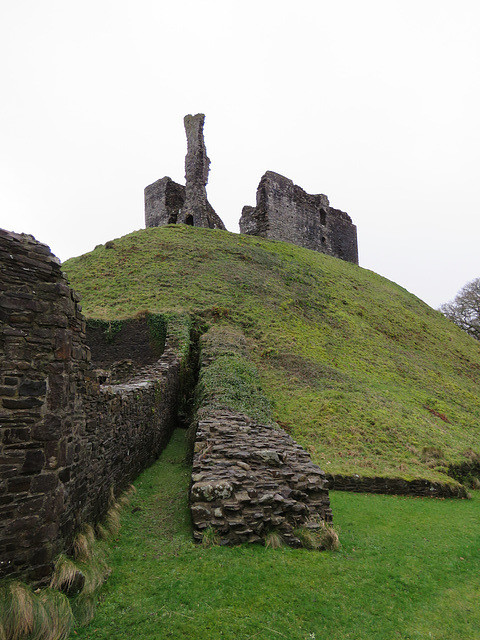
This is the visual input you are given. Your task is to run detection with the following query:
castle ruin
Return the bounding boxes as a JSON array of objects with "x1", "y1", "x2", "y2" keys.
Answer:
[
  {"x1": 145, "y1": 114, "x2": 359, "y2": 265},
  {"x1": 144, "y1": 114, "x2": 226, "y2": 230},
  {"x1": 240, "y1": 171, "x2": 359, "y2": 265}
]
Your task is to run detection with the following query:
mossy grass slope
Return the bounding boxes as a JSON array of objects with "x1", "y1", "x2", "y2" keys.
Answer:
[{"x1": 64, "y1": 226, "x2": 480, "y2": 485}]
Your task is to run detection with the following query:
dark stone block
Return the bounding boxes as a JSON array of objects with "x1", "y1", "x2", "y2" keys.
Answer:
[
  {"x1": 31, "y1": 473, "x2": 58, "y2": 493},
  {"x1": 5, "y1": 516, "x2": 39, "y2": 535},
  {"x1": 7, "y1": 476, "x2": 32, "y2": 493},
  {"x1": 3, "y1": 427, "x2": 31, "y2": 444},
  {"x1": 32, "y1": 415, "x2": 62, "y2": 441},
  {"x1": 58, "y1": 467, "x2": 70, "y2": 483},
  {"x1": 2, "y1": 397, "x2": 44, "y2": 410},
  {"x1": 0, "y1": 386, "x2": 17, "y2": 396},
  {"x1": 22, "y1": 449, "x2": 45, "y2": 474},
  {"x1": 19, "y1": 379, "x2": 47, "y2": 396}
]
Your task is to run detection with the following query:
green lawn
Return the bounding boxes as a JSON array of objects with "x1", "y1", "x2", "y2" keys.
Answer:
[{"x1": 72, "y1": 430, "x2": 480, "y2": 640}]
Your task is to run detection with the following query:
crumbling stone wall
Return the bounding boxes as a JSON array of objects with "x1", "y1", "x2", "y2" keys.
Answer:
[
  {"x1": 145, "y1": 114, "x2": 226, "y2": 230},
  {"x1": 0, "y1": 230, "x2": 90, "y2": 581},
  {"x1": 0, "y1": 230, "x2": 186, "y2": 582},
  {"x1": 326, "y1": 473, "x2": 467, "y2": 498},
  {"x1": 190, "y1": 327, "x2": 331, "y2": 546},
  {"x1": 144, "y1": 177, "x2": 186, "y2": 229},
  {"x1": 240, "y1": 171, "x2": 359, "y2": 264},
  {"x1": 191, "y1": 410, "x2": 332, "y2": 546},
  {"x1": 80, "y1": 341, "x2": 182, "y2": 527}
]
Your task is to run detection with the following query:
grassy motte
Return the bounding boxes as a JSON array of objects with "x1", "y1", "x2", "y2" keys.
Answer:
[{"x1": 64, "y1": 226, "x2": 480, "y2": 486}]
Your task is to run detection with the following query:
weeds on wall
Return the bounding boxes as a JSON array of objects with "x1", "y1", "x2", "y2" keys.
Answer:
[
  {"x1": 194, "y1": 325, "x2": 274, "y2": 425},
  {"x1": 87, "y1": 318, "x2": 125, "y2": 344}
]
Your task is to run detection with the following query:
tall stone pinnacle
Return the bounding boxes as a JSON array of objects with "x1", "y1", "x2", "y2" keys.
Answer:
[{"x1": 180, "y1": 114, "x2": 225, "y2": 229}]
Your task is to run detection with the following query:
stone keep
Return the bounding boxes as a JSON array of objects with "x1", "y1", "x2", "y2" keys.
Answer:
[
  {"x1": 240, "y1": 171, "x2": 359, "y2": 264},
  {"x1": 145, "y1": 114, "x2": 226, "y2": 230}
]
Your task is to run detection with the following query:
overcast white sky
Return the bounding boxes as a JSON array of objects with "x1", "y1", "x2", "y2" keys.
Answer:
[{"x1": 1, "y1": 0, "x2": 479, "y2": 309}]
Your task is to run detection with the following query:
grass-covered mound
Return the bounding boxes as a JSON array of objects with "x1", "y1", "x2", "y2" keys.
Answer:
[{"x1": 63, "y1": 225, "x2": 480, "y2": 487}]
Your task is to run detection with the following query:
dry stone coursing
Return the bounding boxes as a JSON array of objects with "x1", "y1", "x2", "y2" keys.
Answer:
[
  {"x1": 0, "y1": 229, "x2": 90, "y2": 581},
  {"x1": 0, "y1": 229, "x2": 186, "y2": 582},
  {"x1": 145, "y1": 114, "x2": 226, "y2": 230},
  {"x1": 80, "y1": 341, "x2": 183, "y2": 526},
  {"x1": 326, "y1": 473, "x2": 468, "y2": 498},
  {"x1": 240, "y1": 170, "x2": 359, "y2": 264},
  {"x1": 190, "y1": 410, "x2": 332, "y2": 547}
]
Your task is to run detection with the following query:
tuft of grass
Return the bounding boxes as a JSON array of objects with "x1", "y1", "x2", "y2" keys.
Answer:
[
  {"x1": 319, "y1": 523, "x2": 341, "y2": 551},
  {"x1": 265, "y1": 530, "x2": 286, "y2": 549},
  {"x1": 38, "y1": 590, "x2": 74, "y2": 640},
  {"x1": 200, "y1": 527, "x2": 220, "y2": 548},
  {"x1": 104, "y1": 506, "x2": 122, "y2": 538},
  {"x1": 0, "y1": 581, "x2": 73, "y2": 640},
  {"x1": 50, "y1": 555, "x2": 80, "y2": 593},
  {"x1": 0, "y1": 581, "x2": 37, "y2": 639},
  {"x1": 294, "y1": 519, "x2": 341, "y2": 551}
]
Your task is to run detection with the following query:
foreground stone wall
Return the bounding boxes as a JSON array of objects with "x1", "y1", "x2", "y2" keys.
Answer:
[
  {"x1": 240, "y1": 171, "x2": 359, "y2": 264},
  {"x1": 191, "y1": 410, "x2": 332, "y2": 546},
  {"x1": 189, "y1": 327, "x2": 331, "y2": 546},
  {"x1": 0, "y1": 230, "x2": 90, "y2": 581},
  {"x1": 0, "y1": 229, "x2": 185, "y2": 582}
]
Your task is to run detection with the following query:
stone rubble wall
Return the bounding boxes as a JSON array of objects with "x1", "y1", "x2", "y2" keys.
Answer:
[
  {"x1": 240, "y1": 170, "x2": 359, "y2": 265},
  {"x1": 78, "y1": 340, "x2": 183, "y2": 529},
  {"x1": 0, "y1": 229, "x2": 90, "y2": 582},
  {"x1": 0, "y1": 229, "x2": 185, "y2": 582},
  {"x1": 326, "y1": 473, "x2": 468, "y2": 498},
  {"x1": 191, "y1": 410, "x2": 332, "y2": 546}
]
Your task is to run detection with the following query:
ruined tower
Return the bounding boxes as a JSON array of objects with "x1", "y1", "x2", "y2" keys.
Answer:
[
  {"x1": 144, "y1": 114, "x2": 225, "y2": 230},
  {"x1": 240, "y1": 171, "x2": 358, "y2": 264}
]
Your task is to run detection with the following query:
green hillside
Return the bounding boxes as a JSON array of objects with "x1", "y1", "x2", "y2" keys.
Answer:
[{"x1": 63, "y1": 225, "x2": 480, "y2": 488}]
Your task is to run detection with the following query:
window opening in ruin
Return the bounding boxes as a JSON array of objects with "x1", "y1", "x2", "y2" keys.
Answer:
[
  {"x1": 185, "y1": 215, "x2": 194, "y2": 226},
  {"x1": 321, "y1": 236, "x2": 326, "y2": 244},
  {"x1": 168, "y1": 213, "x2": 178, "y2": 224},
  {"x1": 320, "y1": 209, "x2": 327, "y2": 226}
]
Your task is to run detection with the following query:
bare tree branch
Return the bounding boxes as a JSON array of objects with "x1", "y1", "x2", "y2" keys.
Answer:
[{"x1": 439, "y1": 277, "x2": 480, "y2": 340}]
